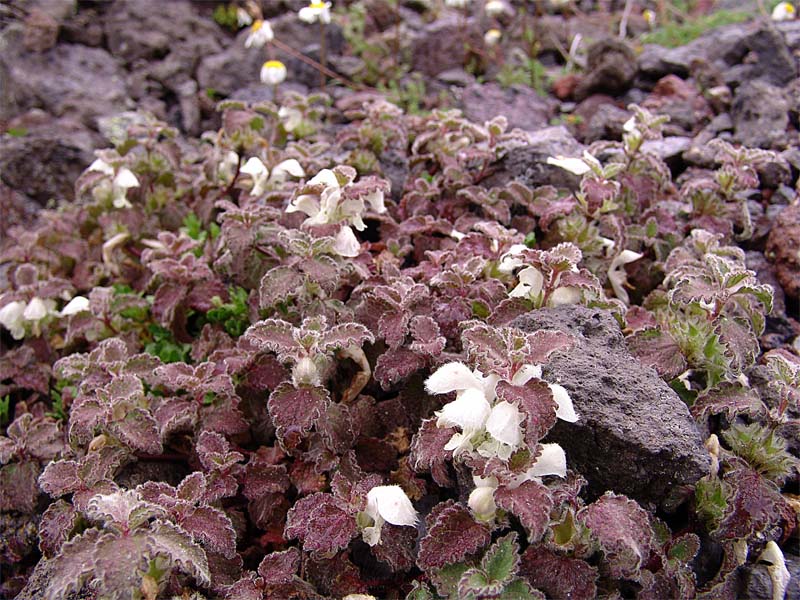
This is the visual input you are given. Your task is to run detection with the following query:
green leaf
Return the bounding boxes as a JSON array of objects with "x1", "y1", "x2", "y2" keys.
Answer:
[
  {"x1": 481, "y1": 532, "x2": 521, "y2": 586},
  {"x1": 497, "y1": 578, "x2": 541, "y2": 599}
]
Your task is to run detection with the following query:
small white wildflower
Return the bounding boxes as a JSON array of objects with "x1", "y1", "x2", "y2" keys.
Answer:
[
  {"x1": 60, "y1": 296, "x2": 90, "y2": 317},
  {"x1": 485, "y1": 1, "x2": 511, "y2": 17},
  {"x1": 89, "y1": 159, "x2": 138, "y2": 208},
  {"x1": 450, "y1": 229, "x2": 466, "y2": 241},
  {"x1": 607, "y1": 249, "x2": 642, "y2": 304},
  {"x1": 241, "y1": 157, "x2": 305, "y2": 197},
  {"x1": 218, "y1": 151, "x2": 239, "y2": 181},
  {"x1": 436, "y1": 388, "x2": 492, "y2": 432},
  {"x1": 548, "y1": 285, "x2": 582, "y2": 306},
  {"x1": 245, "y1": 19, "x2": 273, "y2": 48},
  {"x1": 642, "y1": 8, "x2": 656, "y2": 27},
  {"x1": 333, "y1": 225, "x2": 361, "y2": 257},
  {"x1": 546, "y1": 155, "x2": 591, "y2": 176},
  {"x1": 468, "y1": 475, "x2": 498, "y2": 521},
  {"x1": 236, "y1": 7, "x2": 253, "y2": 28},
  {"x1": 270, "y1": 159, "x2": 305, "y2": 183},
  {"x1": 361, "y1": 485, "x2": 417, "y2": 546},
  {"x1": 509, "y1": 266, "x2": 544, "y2": 300},
  {"x1": 260, "y1": 60, "x2": 287, "y2": 86},
  {"x1": 102, "y1": 232, "x2": 131, "y2": 273},
  {"x1": 298, "y1": 1, "x2": 332, "y2": 24},
  {"x1": 278, "y1": 106, "x2": 303, "y2": 132},
  {"x1": 445, "y1": 0, "x2": 470, "y2": 7},
  {"x1": 0, "y1": 301, "x2": 26, "y2": 340},
  {"x1": 484, "y1": 28, "x2": 502, "y2": 46},
  {"x1": 623, "y1": 116, "x2": 637, "y2": 132},
  {"x1": 497, "y1": 244, "x2": 528, "y2": 273},
  {"x1": 771, "y1": 1, "x2": 796, "y2": 21},
  {"x1": 758, "y1": 541, "x2": 791, "y2": 600}
]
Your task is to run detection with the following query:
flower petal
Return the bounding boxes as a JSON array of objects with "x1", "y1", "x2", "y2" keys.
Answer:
[
  {"x1": 549, "y1": 383, "x2": 579, "y2": 422},
  {"x1": 366, "y1": 485, "x2": 418, "y2": 527},
  {"x1": 435, "y1": 388, "x2": 491, "y2": 431},
  {"x1": 546, "y1": 155, "x2": 591, "y2": 176},
  {"x1": 61, "y1": 296, "x2": 90, "y2": 316},
  {"x1": 526, "y1": 443, "x2": 567, "y2": 478},
  {"x1": 511, "y1": 363, "x2": 543, "y2": 386},
  {"x1": 113, "y1": 168, "x2": 139, "y2": 190},
  {"x1": 468, "y1": 486, "x2": 497, "y2": 521},
  {"x1": 333, "y1": 225, "x2": 361, "y2": 257},
  {"x1": 485, "y1": 401, "x2": 523, "y2": 447},
  {"x1": 425, "y1": 362, "x2": 483, "y2": 395},
  {"x1": 271, "y1": 159, "x2": 305, "y2": 181},
  {"x1": 23, "y1": 297, "x2": 49, "y2": 321},
  {"x1": 548, "y1": 286, "x2": 581, "y2": 306},
  {"x1": 308, "y1": 168, "x2": 340, "y2": 189}
]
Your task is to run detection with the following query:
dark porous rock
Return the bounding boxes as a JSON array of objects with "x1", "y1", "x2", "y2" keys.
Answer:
[
  {"x1": 0, "y1": 111, "x2": 101, "y2": 204},
  {"x1": 722, "y1": 21, "x2": 796, "y2": 88},
  {"x1": 732, "y1": 79, "x2": 790, "y2": 149},
  {"x1": 509, "y1": 305, "x2": 711, "y2": 510},
  {"x1": 0, "y1": 29, "x2": 131, "y2": 126},
  {"x1": 642, "y1": 75, "x2": 713, "y2": 135},
  {"x1": 766, "y1": 203, "x2": 800, "y2": 301},
  {"x1": 574, "y1": 38, "x2": 637, "y2": 101},
  {"x1": 410, "y1": 14, "x2": 482, "y2": 77},
  {"x1": 60, "y1": 7, "x2": 105, "y2": 47},
  {"x1": 379, "y1": 149, "x2": 410, "y2": 203},
  {"x1": 0, "y1": 183, "x2": 40, "y2": 238},
  {"x1": 581, "y1": 101, "x2": 631, "y2": 143},
  {"x1": 23, "y1": 8, "x2": 59, "y2": 53},
  {"x1": 492, "y1": 125, "x2": 585, "y2": 190},
  {"x1": 459, "y1": 83, "x2": 555, "y2": 132},
  {"x1": 104, "y1": 0, "x2": 222, "y2": 66}
]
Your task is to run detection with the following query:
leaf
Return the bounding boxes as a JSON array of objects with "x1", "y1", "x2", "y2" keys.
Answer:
[
  {"x1": 268, "y1": 383, "x2": 330, "y2": 445},
  {"x1": 318, "y1": 322, "x2": 374, "y2": 353},
  {"x1": 462, "y1": 324, "x2": 511, "y2": 377},
  {"x1": 409, "y1": 418, "x2": 454, "y2": 487},
  {"x1": 496, "y1": 380, "x2": 557, "y2": 446},
  {"x1": 257, "y1": 547, "x2": 301, "y2": 586},
  {"x1": 0, "y1": 460, "x2": 41, "y2": 513},
  {"x1": 43, "y1": 528, "x2": 101, "y2": 597},
  {"x1": 690, "y1": 382, "x2": 764, "y2": 422},
  {"x1": 519, "y1": 545, "x2": 598, "y2": 600},
  {"x1": 258, "y1": 266, "x2": 305, "y2": 309},
  {"x1": 242, "y1": 463, "x2": 290, "y2": 501},
  {"x1": 181, "y1": 506, "x2": 237, "y2": 559},
  {"x1": 243, "y1": 318, "x2": 301, "y2": 361},
  {"x1": 371, "y1": 523, "x2": 418, "y2": 572},
  {"x1": 196, "y1": 430, "x2": 244, "y2": 472},
  {"x1": 721, "y1": 422, "x2": 795, "y2": 484},
  {"x1": 284, "y1": 492, "x2": 357, "y2": 555},
  {"x1": 149, "y1": 519, "x2": 211, "y2": 586},
  {"x1": 482, "y1": 531, "x2": 522, "y2": 585},
  {"x1": 627, "y1": 327, "x2": 687, "y2": 380},
  {"x1": 375, "y1": 347, "x2": 427, "y2": 389},
  {"x1": 417, "y1": 501, "x2": 491, "y2": 571},
  {"x1": 93, "y1": 531, "x2": 152, "y2": 598},
  {"x1": 409, "y1": 315, "x2": 446, "y2": 356},
  {"x1": 497, "y1": 578, "x2": 542, "y2": 599},
  {"x1": 430, "y1": 561, "x2": 472, "y2": 598},
  {"x1": 578, "y1": 492, "x2": 655, "y2": 580},
  {"x1": 39, "y1": 499, "x2": 79, "y2": 558},
  {"x1": 109, "y1": 407, "x2": 162, "y2": 455},
  {"x1": 524, "y1": 330, "x2": 575, "y2": 366},
  {"x1": 318, "y1": 402, "x2": 357, "y2": 453},
  {"x1": 494, "y1": 480, "x2": 553, "y2": 542}
]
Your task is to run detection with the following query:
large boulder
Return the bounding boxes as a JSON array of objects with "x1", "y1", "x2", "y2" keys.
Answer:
[
  {"x1": 731, "y1": 79, "x2": 791, "y2": 149},
  {"x1": 510, "y1": 305, "x2": 711, "y2": 510},
  {"x1": 459, "y1": 83, "x2": 555, "y2": 132}
]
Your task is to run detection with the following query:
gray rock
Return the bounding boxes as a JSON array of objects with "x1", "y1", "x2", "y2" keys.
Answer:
[
  {"x1": 574, "y1": 38, "x2": 637, "y2": 101},
  {"x1": 494, "y1": 126, "x2": 585, "y2": 189},
  {"x1": 509, "y1": 305, "x2": 711, "y2": 510},
  {"x1": 641, "y1": 136, "x2": 692, "y2": 161},
  {"x1": 0, "y1": 112, "x2": 100, "y2": 204},
  {"x1": 732, "y1": 79, "x2": 790, "y2": 149},
  {"x1": 723, "y1": 22, "x2": 796, "y2": 88},
  {"x1": 0, "y1": 25, "x2": 131, "y2": 126},
  {"x1": 459, "y1": 83, "x2": 555, "y2": 132},
  {"x1": 411, "y1": 14, "x2": 482, "y2": 77},
  {"x1": 437, "y1": 68, "x2": 476, "y2": 87},
  {"x1": 582, "y1": 103, "x2": 631, "y2": 143}
]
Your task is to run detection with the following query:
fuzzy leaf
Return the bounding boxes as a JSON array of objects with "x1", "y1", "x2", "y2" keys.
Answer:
[
  {"x1": 257, "y1": 547, "x2": 301, "y2": 585},
  {"x1": 578, "y1": 492, "x2": 655, "y2": 580},
  {"x1": 268, "y1": 383, "x2": 330, "y2": 444},
  {"x1": 149, "y1": 519, "x2": 211, "y2": 586},
  {"x1": 318, "y1": 322, "x2": 374, "y2": 353},
  {"x1": 371, "y1": 523, "x2": 418, "y2": 571},
  {"x1": 627, "y1": 327, "x2": 687, "y2": 380},
  {"x1": 196, "y1": 430, "x2": 244, "y2": 472},
  {"x1": 417, "y1": 501, "x2": 491, "y2": 571},
  {"x1": 0, "y1": 460, "x2": 41, "y2": 513},
  {"x1": 494, "y1": 480, "x2": 553, "y2": 542},
  {"x1": 284, "y1": 492, "x2": 357, "y2": 555},
  {"x1": 43, "y1": 528, "x2": 101, "y2": 597},
  {"x1": 92, "y1": 531, "x2": 152, "y2": 597},
  {"x1": 38, "y1": 499, "x2": 79, "y2": 558},
  {"x1": 524, "y1": 330, "x2": 574, "y2": 366},
  {"x1": 409, "y1": 418, "x2": 454, "y2": 487},
  {"x1": 462, "y1": 324, "x2": 511, "y2": 376},
  {"x1": 244, "y1": 318, "x2": 302, "y2": 360},
  {"x1": 497, "y1": 380, "x2": 557, "y2": 446},
  {"x1": 409, "y1": 315, "x2": 446, "y2": 356},
  {"x1": 181, "y1": 506, "x2": 237, "y2": 559},
  {"x1": 258, "y1": 266, "x2": 304, "y2": 309},
  {"x1": 375, "y1": 347, "x2": 427, "y2": 389},
  {"x1": 242, "y1": 463, "x2": 290, "y2": 501},
  {"x1": 519, "y1": 545, "x2": 598, "y2": 600},
  {"x1": 319, "y1": 402, "x2": 357, "y2": 453},
  {"x1": 109, "y1": 407, "x2": 162, "y2": 454},
  {"x1": 691, "y1": 382, "x2": 764, "y2": 422}
]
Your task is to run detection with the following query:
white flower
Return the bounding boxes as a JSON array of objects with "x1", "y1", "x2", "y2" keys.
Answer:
[
  {"x1": 0, "y1": 301, "x2": 26, "y2": 340},
  {"x1": 102, "y1": 232, "x2": 131, "y2": 273},
  {"x1": 334, "y1": 225, "x2": 361, "y2": 257},
  {"x1": 245, "y1": 19, "x2": 273, "y2": 48},
  {"x1": 89, "y1": 159, "x2": 139, "y2": 208},
  {"x1": 446, "y1": 0, "x2": 470, "y2": 7},
  {"x1": 468, "y1": 475, "x2": 498, "y2": 521},
  {"x1": 758, "y1": 540, "x2": 791, "y2": 600},
  {"x1": 546, "y1": 155, "x2": 591, "y2": 176},
  {"x1": 240, "y1": 157, "x2": 305, "y2": 197},
  {"x1": 642, "y1": 8, "x2": 656, "y2": 27},
  {"x1": 60, "y1": 296, "x2": 90, "y2": 317},
  {"x1": 607, "y1": 249, "x2": 642, "y2": 304},
  {"x1": 510, "y1": 266, "x2": 544, "y2": 300},
  {"x1": 218, "y1": 151, "x2": 239, "y2": 181},
  {"x1": 361, "y1": 485, "x2": 417, "y2": 546},
  {"x1": 548, "y1": 286, "x2": 582, "y2": 306},
  {"x1": 484, "y1": 401, "x2": 523, "y2": 446},
  {"x1": 497, "y1": 244, "x2": 528, "y2": 273},
  {"x1": 236, "y1": 7, "x2": 253, "y2": 28},
  {"x1": 436, "y1": 388, "x2": 492, "y2": 432},
  {"x1": 549, "y1": 383, "x2": 579, "y2": 422},
  {"x1": 771, "y1": 2, "x2": 796, "y2": 20},
  {"x1": 278, "y1": 106, "x2": 303, "y2": 132},
  {"x1": 299, "y1": 1, "x2": 332, "y2": 24},
  {"x1": 292, "y1": 356, "x2": 321, "y2": 387},
  {"x1": 260, "y1": 60, "x2": 287, "y2": 86},
  {"x1": 484, "y1": 29, "x2": 501, "y2": 46},
  {"x1": 485, "y1": 1, "x2": 511, "y2": 17},
  {"x1": 524, "y1": 443, "x2": 567, "y2": 478},
  {"x1": 23, "y1": 297, "x2": 48, "y2": 322}
]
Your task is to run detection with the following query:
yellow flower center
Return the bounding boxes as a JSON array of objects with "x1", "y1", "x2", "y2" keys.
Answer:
[
  {"x1": 310, "y1": 1, "x2": 327, "y2": 8},
  {"x1": 251, "y1": 19, "x2": 263, "y2": 31},
  {"x1": 263, "y1": 60, "x2": 285, "y2": 69},
  {"x1": 786, "y1": 3, "x2": 796, "y2": 13}
]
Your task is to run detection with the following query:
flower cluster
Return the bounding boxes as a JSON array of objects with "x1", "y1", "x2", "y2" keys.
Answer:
[
  {"x1": 240, "y1": 156, "x2": 304, "y2": 197},
  {"x1": 358, "y1": 485, "x2": 418, "y2": 546},
  {"x1": 87, "y1": 158, "x2": 139, "y2": 209},
  {"x1": 425, "y1": 361, "x2": 577, "y2": 460}
]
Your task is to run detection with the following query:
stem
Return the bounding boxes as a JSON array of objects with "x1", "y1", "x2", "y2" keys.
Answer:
[
  {"x1": 270, "y1": 38, "x2": 363, "y2": 91},
  {"x1": 319, "y1": 20, "x2": 327, "y2": 90}
]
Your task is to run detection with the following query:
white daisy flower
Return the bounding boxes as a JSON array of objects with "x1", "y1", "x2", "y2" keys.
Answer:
[
  {"x1": 245, "y1": 19, "x2": 273, "y2": 48},
  {"x1": 298, "y1": 1, "x2": 332, "y2": 24},
  {"x1": 260, "y1": 60, "x2": 287, "y2": 86}
]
